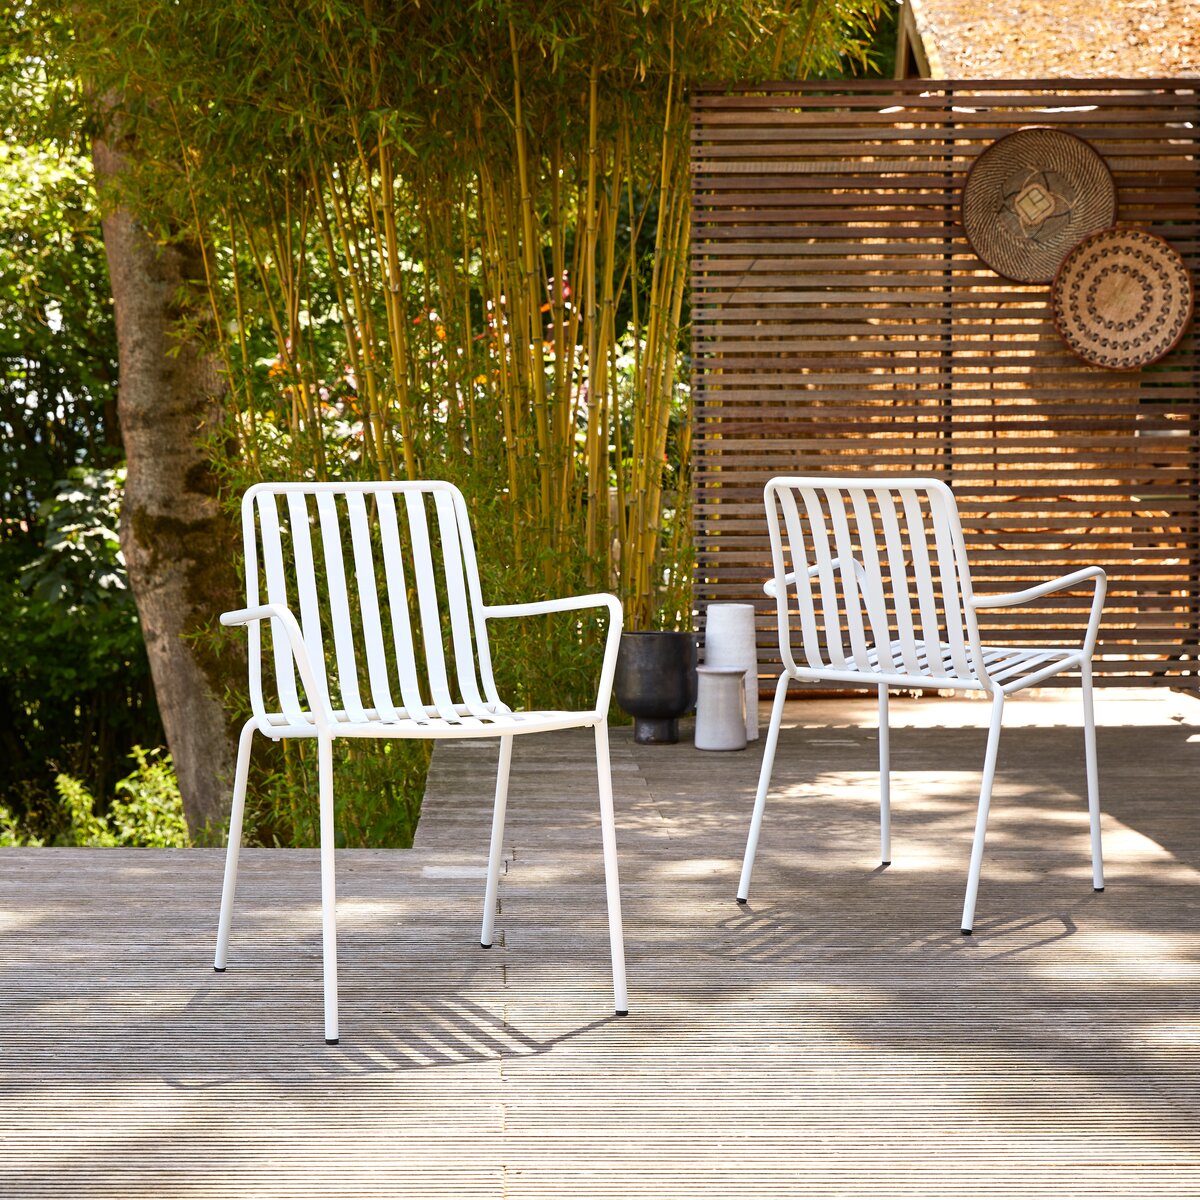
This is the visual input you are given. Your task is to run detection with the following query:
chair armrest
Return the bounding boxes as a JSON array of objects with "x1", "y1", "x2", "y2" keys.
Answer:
[
  {"x1": 763, "y1": 557, "x2": 865, "y2": 597},
  {"x1": 482, "y1": 594, "x2": 623, "y2": 717},
  {"x1": 763, "y1": 573, "x2": 796, "y2": 598},
  {"x1": 970, "y1": 566, "x2": 1106, "y2": 658},
  {"x1": 219, "y1": 603, "x2": 333, "y2": 732},
  {"x1": 221, "y1": 604, "x2": 285, "y2": 627},
  {"x1": 969, "y1": 566, "x2": 1106, "y2": 609},
  {"x1": 482, "y1": 593, "x2": 622, "y2": 622}
]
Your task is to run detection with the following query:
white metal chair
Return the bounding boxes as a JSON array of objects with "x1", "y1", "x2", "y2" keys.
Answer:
[
  {"x1": 737, "y1": 476, "x2": 1106, "y2": 934},
  {"x1": 215, "y1": 480, "x2": 628, "y2": 1043}
]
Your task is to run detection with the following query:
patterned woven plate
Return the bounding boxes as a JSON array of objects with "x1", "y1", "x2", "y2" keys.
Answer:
[
  {"x1": 962, "y1": 127, "x2": 1117, "y2": 283},
  {"x1": 1051, "y1": 228, "x2": 1194, "y2": 371}
]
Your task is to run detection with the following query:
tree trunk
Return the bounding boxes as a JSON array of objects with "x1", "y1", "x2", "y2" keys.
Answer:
[{"x1": 92, "y1": 135, "x2": 240, "y2": 837}]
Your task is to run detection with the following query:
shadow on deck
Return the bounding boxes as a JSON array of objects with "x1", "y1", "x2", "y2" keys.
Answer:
[{"x1": 1, "y1": 689, "x2": 1197, "y2": 1197}]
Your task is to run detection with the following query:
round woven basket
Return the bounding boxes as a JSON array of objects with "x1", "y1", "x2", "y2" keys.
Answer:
[
  {"x1": 1051, "y1": 227, "x2": 1194, "y2": 371},
  {"x1": 962, "y1": 127, "x2": 1117, "y2": 283}
]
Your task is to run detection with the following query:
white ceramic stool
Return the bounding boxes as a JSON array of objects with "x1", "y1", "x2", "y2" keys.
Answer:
[
  {"x1": 703, "y1": 603, "x2": 759, "y2": 741},
  {"x1": 694, "y1": 667, "x2": 747, "y2": 751}
]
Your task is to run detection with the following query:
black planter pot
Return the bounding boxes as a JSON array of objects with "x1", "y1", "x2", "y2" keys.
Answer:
[{"x1": 613, "y1": 631, "x2": 698, "y2": 745}]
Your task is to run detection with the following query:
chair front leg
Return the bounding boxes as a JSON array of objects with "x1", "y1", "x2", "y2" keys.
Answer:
[
  {"x1": 480, "y1": 734, "x2": 514, "y2": 948},
  {"x1": 961, "y1": 690, "x2": 1006, "y2": 935},
  {"x1": 878, "y1": 684, "x2": 891, "y2": 866},
  {"x1": 594, "y1": 722, "x2": 629, "y2": 1016},
  {"x1": 317, "y1": 732, "x2": 340, "y2": 1044},
  {"x1": 737, "y1": 672, "x2": 791, "y2": 903},
  {"x1": 215, "y1": 719, "x2": 257, "y2": 972},
  {"x1": 1081, "y1": 659, "x2": 1104, "y2": 892}
]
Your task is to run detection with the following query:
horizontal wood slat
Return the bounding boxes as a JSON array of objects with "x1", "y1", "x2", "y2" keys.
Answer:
[{"x1": 691, "y1": 81, "x2": 1200, "y2": 688}]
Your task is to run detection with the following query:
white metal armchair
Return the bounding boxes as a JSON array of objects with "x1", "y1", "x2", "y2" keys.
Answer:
[
  {"x1": 215, "y1": 480, "x2": 627, "y2": 1042},
  {"x1": 737, "y1": 476, "x2": 1106, "y2": 934}
]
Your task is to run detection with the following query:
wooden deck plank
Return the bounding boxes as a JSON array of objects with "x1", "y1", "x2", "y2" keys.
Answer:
[{"x1": 1, "y1": 690, "x2": 1199, "y2": 1196}]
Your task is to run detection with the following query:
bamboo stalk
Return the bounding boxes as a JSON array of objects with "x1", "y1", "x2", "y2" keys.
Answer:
[
  {"x1": 224, "y1": 216, "x2": 261, "y2": 471},
  {"x1": 582, "y1": 61, "x2": 601, "y2": 578},
  {"x1": 377, "y1": 143, "x2": 418, "y2": 480},
  {"x1": 309, "y1": 165, "x2": 380, "y2": 472},
  {"x1": 509, "y1": 18, "x2": 553, "y2": 528},
  {"x1": 324, "y1": 158, "x2": 390, "y2": 477}
]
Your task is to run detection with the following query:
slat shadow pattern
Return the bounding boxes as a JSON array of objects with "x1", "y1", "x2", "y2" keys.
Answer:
[{"x1": 691, "y1": 80, "x2": 1200, "y2": 686}]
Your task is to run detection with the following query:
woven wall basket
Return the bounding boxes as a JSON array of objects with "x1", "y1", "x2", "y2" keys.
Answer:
[
  {"x1": 962, "y1": 127, "x2": 1117, "y2": 283},
  {"x1": 1051, "y1": 227, "x2": 1194, "y2": 371}
]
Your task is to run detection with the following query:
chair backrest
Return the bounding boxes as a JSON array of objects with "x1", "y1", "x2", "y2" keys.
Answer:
[
  {"x1": 241, "y1": 480, "x2": 503, "y2": 727},
  {"x1": 764, "y1": 477, "x2": 987, "y2": 685}
]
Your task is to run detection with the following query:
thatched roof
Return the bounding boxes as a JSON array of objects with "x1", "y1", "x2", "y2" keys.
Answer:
[{"x1": 904, "y1": 0, "x2": 1200, "y2": 78}]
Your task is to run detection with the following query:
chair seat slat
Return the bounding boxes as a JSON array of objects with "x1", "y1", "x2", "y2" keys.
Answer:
[
  {"x1": 286, "y1": 493, "x2": 337, "y2": 726},
  {"x1": 874, "y1": 489, "x2": 922, "y2": 675},
  {"x1": 900, "y1": 489, "x2": 946, "y2": 675},
  {"x1": 928, "y1": 490, "x2": 974, "y2": 680},
  {"x1": 375, "y1": 491, "x2": 431, "y2": 725},
  {"x1": 257, "y1": 493, "x2": 307, "y2": 728},
  {"x1": 826, "y1": 488, "x2": 873, "y2": 671},
  {"x1": 799, "y1": 487, "x2": 848, "y2": 669},
  {"x1": 849, "y1": 489, "x2": 896, "y2": 672},
  {"x1": 404, "y1": 491, "x2": 462, "y2": 724},
  {"x1": 777, "y1": 488, "x2": 824, "y2": 670},
  {"x1": 315, "y1": 492, "x2": 369, "y2": 723},
  {"x1": 450, "y1": 489, "x2": 506, "y2": 709},
  {"x1": 344, "y1": 492, "x2": 401, "y2": 723},
  {"x1": 433, "y1": 490, "x2": 491, "y2": 717}
]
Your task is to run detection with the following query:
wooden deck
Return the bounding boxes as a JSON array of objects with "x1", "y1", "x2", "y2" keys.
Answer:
[{"x1": 3, "y1": 689, "x2": 1199, "y2": 1197}]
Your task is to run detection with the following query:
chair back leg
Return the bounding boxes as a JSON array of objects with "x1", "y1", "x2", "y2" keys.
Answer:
[
  {"x1": 878, "y1": 685, "x2": 891, "y2": 866},
  {"x1": 1080, "y1": 661, "x2": 1104, "y2": 891},
  {"x1": 961, "y1": 691, "x2": 1006, "y2": 935},
  {"x1": 480, "y1": 734, "x2": 515, "y2": 948},
  {"x1": 737, "y1": 672, "x2": 792, "y2": 903},
  {"x1": 214, "y1": 719, "x2": 256, "y2": 971},
  {"x1": 317, "y1": 734, "x2": 340, "y2": 1044},
  {"x1": 593, "y1": 722, "x2": 629, "y2": 1015}
]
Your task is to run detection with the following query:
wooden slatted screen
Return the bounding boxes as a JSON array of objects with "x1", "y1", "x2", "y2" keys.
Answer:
[{"x1": 691, "y1": 80, "x2": 1200, "y2": 687}]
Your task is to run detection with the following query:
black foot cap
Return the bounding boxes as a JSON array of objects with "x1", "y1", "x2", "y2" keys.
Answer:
[
  {"x1": 735, "y1": 896, "x2": 748, "y2": 905},
  {"x1": 325, "y1": 1038, "x2": 339, "y2": 1045},
  {"x1": 961, "y1": 928, "x2": 973, "y2": 936},
  {"x1": 1094, "y1": 886, "x2": 1105, "y2": 893},
  {"x1": 881, "y1": 860, "x2": 891, "y2": 867},
  {"x1": 213, "y1": 966, "x2": 226, "y2": 973},
  {"x1": 480, "y1": 942, "x2": 492, "y2": 949},
  {"x1": 615, "y1": 1010, "x2": 629, "y2": 1018}
]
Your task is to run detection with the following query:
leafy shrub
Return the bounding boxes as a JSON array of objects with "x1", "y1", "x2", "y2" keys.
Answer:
[
  {"x1": 51, "y1": 746, "x2": 189, "y2": 848},
  {"x1": 0, "y1": 468, "x2": 162, "y2": 829}
]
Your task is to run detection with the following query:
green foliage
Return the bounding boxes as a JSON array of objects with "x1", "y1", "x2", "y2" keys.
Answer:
[
  {"x1": 0, "y1": 804, "x2": 40, "y2": 846},
  {"x1": 21, "y1": 467, "x2": 127, "y2": 608},
  {"x1": 0, "y1": 136, "x2": 119, "y2": 527},
  {"x1": 0, "y1": 68, "x2": 163, "y2": 832},
  {"x1": 0, "y1": 467, "x2": 161, "y2": 825},
  {"x1": 1, "y1": 744, "x2": 188, "y2": 847},
  {"x1": 38, "y1": 0, "x2": 886, "y2": 619},
  {"x1": 107, "y1": 746, "x2": 190, "y2": 846},
  {"x1": 244, "y1": 739, "x2": 429, "y2": 850},
  {"x1": 2, "y1": 0, "x2": 888, "y2": 849},
  {"x1": 54, "y1": 770, "x2": 116, "y2": 846},
  {"x1": 51, "y1": 746, "x2": 189, "y2": 848}
]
